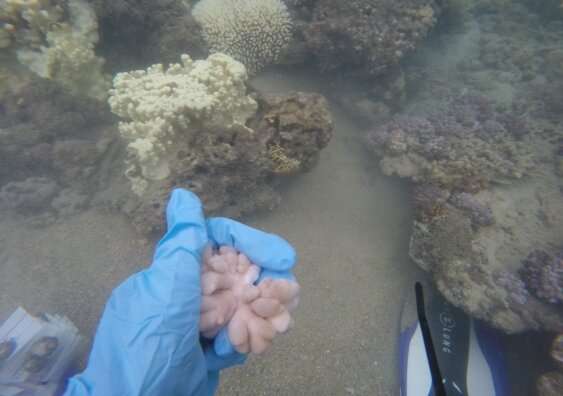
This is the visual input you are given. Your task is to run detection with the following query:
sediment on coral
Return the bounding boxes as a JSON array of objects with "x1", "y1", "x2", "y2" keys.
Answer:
[{"x1": 108, "y1": 53, "x2": 334, "y2": 234}]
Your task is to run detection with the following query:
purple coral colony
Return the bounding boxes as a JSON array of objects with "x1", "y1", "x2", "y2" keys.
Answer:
[{"x1": 0, "y1": 0, "x2": 563, "y2": 394}]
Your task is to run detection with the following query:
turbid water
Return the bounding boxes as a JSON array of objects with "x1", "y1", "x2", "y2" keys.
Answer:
[
  {"x1": 0, "y1": 69, "x2": 416, "y2": 395},
  {"x1": 220, "y1": 70, "x2": 417, "y2": 395}
]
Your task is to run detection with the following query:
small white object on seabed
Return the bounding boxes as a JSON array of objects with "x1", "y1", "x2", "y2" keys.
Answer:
[{"x1": 0, "y1": 307, "x2": 82, "y2": 396}]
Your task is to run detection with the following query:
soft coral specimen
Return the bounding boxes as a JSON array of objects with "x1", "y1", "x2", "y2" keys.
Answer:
[{"x1": 200, "y1": 246, "x2": 300, "y2": 354}]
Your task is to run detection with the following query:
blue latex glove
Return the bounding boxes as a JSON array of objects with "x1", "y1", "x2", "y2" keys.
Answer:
[{"x1": 63, "y1": 189, "x2": 297, "y2": 396}]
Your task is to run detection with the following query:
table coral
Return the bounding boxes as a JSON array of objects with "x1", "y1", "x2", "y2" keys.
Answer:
[{"x1": 200, "y1": 246, "x2": 300, "y2": 354}]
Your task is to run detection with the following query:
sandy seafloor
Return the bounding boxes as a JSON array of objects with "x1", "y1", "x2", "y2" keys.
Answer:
[{"x1": 0, "y1": 69, "x2": 417, "y2": 395}]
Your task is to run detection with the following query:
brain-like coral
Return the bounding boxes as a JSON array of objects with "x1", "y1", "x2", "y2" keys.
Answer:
[
  {"x1": 367, "y1": 94, "x2": 534, "y2": 192},
  {"x1": 192, "y1": 0, "x2": 292, "y2": 74},
  {"x1": 520, "y1": 250, "x2": 563, "y2": 305},
  {"x1": 200, "y1": 246, "x2": 299, "y2": 354}
]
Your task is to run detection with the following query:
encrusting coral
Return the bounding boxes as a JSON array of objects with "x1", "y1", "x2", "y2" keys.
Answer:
[
  {"x1": 192, "y1": 0, "x2": 292, "y2": 74},
  {"x1": 0, "y1": 0, "x2": 110, "y2": 100},
  {"x1": 108, "y1": 53, "x2": 333, "y2": 234},
  {"x1": 367, "y1": 94, "x2": 534, "y2": 191},
  {"x1": 252, "y1": 92, "x2": 333, "y2": 175},
  {"x1": 200, "y1": 246, "x2": 300, "y2": 354}
]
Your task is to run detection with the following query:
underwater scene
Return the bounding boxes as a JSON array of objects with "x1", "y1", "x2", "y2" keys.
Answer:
[{"x1": 0, "y1": 0, "x2": 562, "y2": 395}]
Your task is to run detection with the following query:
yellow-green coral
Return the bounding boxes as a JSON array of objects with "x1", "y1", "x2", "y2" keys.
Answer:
[
  {"x1": 1, "y1": 0, "x2": 110, "y2": 100},
  {"x1": 268, "y1": 144, "x2": 301, "y2": 175}
]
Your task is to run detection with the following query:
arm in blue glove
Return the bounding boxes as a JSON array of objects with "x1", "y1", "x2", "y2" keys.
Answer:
[
  {"x1": 205, "y1": 217, "x2": 297, "y2": 357},
  {"x1": 64, "y1": 189, "x2": 296, "y2": 396}
]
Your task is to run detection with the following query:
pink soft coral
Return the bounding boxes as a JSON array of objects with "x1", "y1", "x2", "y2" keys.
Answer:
[{"x1": 199, "y1": 246, "x2": 300, "y2": 354}]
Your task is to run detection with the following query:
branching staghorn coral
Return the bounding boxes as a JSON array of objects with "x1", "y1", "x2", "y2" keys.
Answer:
[{"x1": 192, "y1": 0, "x2": 292, "y2": 74}]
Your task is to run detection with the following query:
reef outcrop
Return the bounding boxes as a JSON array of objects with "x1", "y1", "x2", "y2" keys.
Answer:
[
  {"x1": 367, "y1": 93, "x2": 563, "y2": 333},
  {"x1": 367, "y1": 94, "x2": 533, "y2": 191},
  {"x1": 109, "y1": 53, "x2": 333, "y2": 234},
  {"x1": 1, "y1": 0, "x2": 110, "y2": 100},
  {"x1": 200, "y1": 246, "x2": 300, "y2": 355},
  {"x1": 192, "y1": 0, "x2": 292, "y2": 74},
  {"x1": 285, "y1": 0, "x2": 438, "y2": 76},
  {"x1": 0, "y1": 74, "x2": 119, "y2": 223}
]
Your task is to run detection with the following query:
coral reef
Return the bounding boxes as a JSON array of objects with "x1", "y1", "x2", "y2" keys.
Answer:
[
  {"x1": 449, "y1": 192, "x2": 494, "y2": 227},
  {"x1": 108, "y1": 53, "x2": 257, "y2": 195},
  {"x1": 520, "y1": 250, "x2": 563, "y2": 305},
  {"x1": 90, "y1": 0, "x2": 207, "y2": 68},
  {"x1": 365, "y1": 72, "x2": 563, "y2": 335},
  {"x1": 367, "y1": 94, "x2": 534, "y2": 191},
  {"x1": 192, "y1": 0, "x2": 292, "y2": 74},
  {"x1": 551, "y1": 333, "x2": 563, "y2": 370},
  {"x1": 1, "y1": 0, "x2": 110, "y2": 100},
  {"x1": 250, "y1": 92, "x2": 333, "y2": 175},
  {"x1": 408, "y1": 190, "x2": 563, "y2": 333},
  {"x1": 200, "y1": 246, "x2": 299, "y2": 354},
  {"x1": 296, "y1": 0, "x2": 437, "y2": 76},
  {"x1": 0, "y1": 177, "x2": 58, "y2": 213},
  {"x1": 537, "y1": 333, "x2": 563, "y2": 396},
  {"x1": 0, "y1": 75, "x2": 119, "y2": 222},
  {"x1": 109, "y1": 54, "x2": 333, "y2": 234},
  {"x1": 537, "y1": 371, "x2": 563, "y2": 396}
]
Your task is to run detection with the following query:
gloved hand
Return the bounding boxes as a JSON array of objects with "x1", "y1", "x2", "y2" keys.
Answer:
[
  {"x1": 206, "y1": 217, "x2": 297, "y2": 357},
  {"x1": 64, "y1": 189, "x2": 296, "y2": 396}
]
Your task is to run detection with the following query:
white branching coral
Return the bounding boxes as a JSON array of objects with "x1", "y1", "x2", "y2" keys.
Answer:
[
  {"x1": 108, "y1": 53, "x2": 258, "y2": 195},
  {"x1": 1, "y1": 0, "x2": 110, "y2": 100},
  {"x1": 192, "y1": 0, "x2": 292, "y2": 74}
]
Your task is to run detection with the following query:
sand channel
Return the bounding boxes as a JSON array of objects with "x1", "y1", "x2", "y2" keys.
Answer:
[{"x1": 0, "y1": 69, "x2": 416, "y2": 395}]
